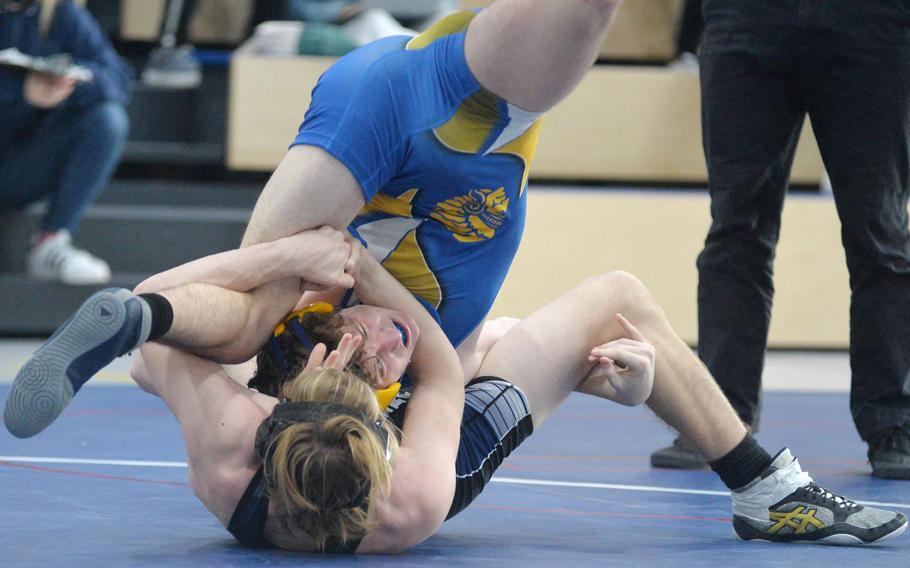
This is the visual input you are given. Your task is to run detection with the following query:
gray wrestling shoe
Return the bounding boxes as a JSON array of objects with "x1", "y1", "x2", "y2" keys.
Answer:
[
  {"x1": 732, "y1": 449, "x2": 907, "y2": 545},
  {"x1": 4, "y1": 288, "x2": 151, "y2": 438},
  {"x1": 868, "y1": 426, "x2": 910, "y2": 480},
  {"x1": 650, "y1": 437, "x2": 709, "y2": 470}
]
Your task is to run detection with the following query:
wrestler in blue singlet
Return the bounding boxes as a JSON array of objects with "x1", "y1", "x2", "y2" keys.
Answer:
[
  {"x1": 232, "y1": 14, "x2": 544, "y2": 544},
  {"x1": 292, "y1": 10, "x2": 543, "y2": 348}
]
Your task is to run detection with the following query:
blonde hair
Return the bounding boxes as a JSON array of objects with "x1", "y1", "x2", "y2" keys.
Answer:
[{"x1": 263, "y1": 367, "x2": 398, "y2": 550}]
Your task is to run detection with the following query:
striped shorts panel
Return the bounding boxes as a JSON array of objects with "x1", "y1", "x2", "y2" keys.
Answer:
[{"x1": 446, "y1": 376, "x2": 534, "y2": 519}]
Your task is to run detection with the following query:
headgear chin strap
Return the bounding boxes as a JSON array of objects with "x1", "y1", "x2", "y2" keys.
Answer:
[{"x1": 267, "y1": 302, "x2": 403, "y2": 411}]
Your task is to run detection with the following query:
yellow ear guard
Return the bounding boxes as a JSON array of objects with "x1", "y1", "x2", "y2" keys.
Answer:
[
  {"x1": 272, "y1": 301, "x2": 334, "y2": 338},
  {"x1": 375, "y1": 381, "x2": 401, "y2": 412},
  {"x1": 269, "y1": 301, "x2": 401, "y2": 410}
]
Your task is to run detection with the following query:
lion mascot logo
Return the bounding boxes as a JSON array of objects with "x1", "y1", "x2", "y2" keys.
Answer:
[{"x1": 430, "y1": 187, "x2": 509, "y2": 243}]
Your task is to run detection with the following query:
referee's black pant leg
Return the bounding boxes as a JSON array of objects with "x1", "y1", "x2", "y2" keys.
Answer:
[
  {"x1": 801, "y1": 5, "x2": 910, "y2": 441},
  {"x1": 695, "y1": 6, "x2": 806, "y2": 431}
]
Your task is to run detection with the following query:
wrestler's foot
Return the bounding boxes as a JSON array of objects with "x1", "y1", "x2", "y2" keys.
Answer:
[
  {"x1": 732, "y1": 449, "x2": 907, "y2": 545},
  {"x1": 4, "y1": 288, "x2": 151, "y2": 438}
]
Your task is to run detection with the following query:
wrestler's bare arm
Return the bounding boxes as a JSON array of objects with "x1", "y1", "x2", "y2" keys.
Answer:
[
  {"x1": 134, "y1": 227, "x2": 353, "y2": 294},
  {"x1": 348, "y1": 245, "x2": 465, "y2": 553},
  {"x1": 129, "y1": 343, "x2": 275, "y2": 525}
]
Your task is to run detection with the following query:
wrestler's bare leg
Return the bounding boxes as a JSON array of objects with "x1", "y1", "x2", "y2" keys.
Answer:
[
  {"x1": 456, "y1": 317, "x2": 520, "y2": 383},
  {"x1": 242, "y1": 146, "x2": 364, "y2": 247},
  {"x1": 465, "y1": 0, "x2": 621, "y2": 112},
  {"x1": 475, "y1": 271, "x2": 747, "y2": 461},
  {"x1": 142, "y1": 279, "x2": 302, "y2": 363}
]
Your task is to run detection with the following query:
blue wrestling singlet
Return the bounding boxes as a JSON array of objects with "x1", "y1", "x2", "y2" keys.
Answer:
[{"x1": 292, "y1": 11, "x2": 543, "y2": 347}]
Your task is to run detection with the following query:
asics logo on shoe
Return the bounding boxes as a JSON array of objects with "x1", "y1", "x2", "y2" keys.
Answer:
[{"x1": 768, "y1": 507, "x2": 825, "y2": 534}]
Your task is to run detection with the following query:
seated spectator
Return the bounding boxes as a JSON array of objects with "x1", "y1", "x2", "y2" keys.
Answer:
[{"x1": 0, "y1": 0, "x2": 132, "y2": 285}]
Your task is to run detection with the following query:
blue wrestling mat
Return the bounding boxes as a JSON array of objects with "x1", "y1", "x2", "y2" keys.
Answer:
[{"x1": 1, "y1": 384, "x2": 908, "y2": 567}]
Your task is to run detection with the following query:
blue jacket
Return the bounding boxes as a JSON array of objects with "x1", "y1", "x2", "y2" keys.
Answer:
[{"x1": 0, "y1": 1, "x2": 133, "y2": 145}]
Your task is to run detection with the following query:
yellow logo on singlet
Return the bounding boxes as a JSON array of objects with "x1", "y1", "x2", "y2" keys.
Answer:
[{"x1": 430, "y1": 187, "x2": 509, "y2": 243}]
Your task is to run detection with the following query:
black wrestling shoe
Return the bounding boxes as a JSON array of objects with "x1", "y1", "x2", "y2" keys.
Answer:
[
  {"x1": 868, "y1": 426, "x2": 910, "y2": 480},
  {"x1": 4, "y1": 288, "x2": 150, "y2": 438},
  {"x1": 650, "y1": 437, "x2": 709, "y2": 469},
  {"x1": 732, "y1": 449, "x2": 907, "y2": 545}
]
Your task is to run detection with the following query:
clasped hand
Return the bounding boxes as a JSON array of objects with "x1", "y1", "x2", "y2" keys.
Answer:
[
  {"x1": 587, "y1": 314, "x2": 655, "y2": 406},
  {"x1": 289, "y1": 226, "x2": 366, "y2": 291}
]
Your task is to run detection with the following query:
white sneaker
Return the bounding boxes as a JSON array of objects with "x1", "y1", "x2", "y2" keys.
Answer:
[
  {"x1": 27, "y1": 230, "x2": 112, "y2": 286},
  {"x1": 731, "y1": 448, "x2": 907, "y2": 545},
  {"x1": 141, "y1": 45, "x2": 202, "y2": 89}
]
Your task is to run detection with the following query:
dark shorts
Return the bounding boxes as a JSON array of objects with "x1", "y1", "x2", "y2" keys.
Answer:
[{"x1": 386, "y1": 375, "x2": 534, "y2": 519}]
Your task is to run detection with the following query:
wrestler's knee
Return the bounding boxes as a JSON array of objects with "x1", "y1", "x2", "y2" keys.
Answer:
[
  {"x1": 129, "y1": 351, "x2": 157, "y2": 395},
  {"x1": 485, "y1": 317, "x2": 521, "y2": 340},
  {"x1": 580, "y1": 270, "x2": 659, "y2": 316}
]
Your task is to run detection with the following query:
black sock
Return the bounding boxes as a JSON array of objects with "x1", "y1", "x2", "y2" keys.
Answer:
[
  {"x1": 709, "y1": 433, "x2": 773, "y2": 490},
  {"x1": 138, "y1": 293, "x2": 174, "y2": 342}
]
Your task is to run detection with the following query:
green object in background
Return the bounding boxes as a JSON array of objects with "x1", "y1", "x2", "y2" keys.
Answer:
[{"x1": 297, "y1": 23, "x2": 359, "y2": 56}]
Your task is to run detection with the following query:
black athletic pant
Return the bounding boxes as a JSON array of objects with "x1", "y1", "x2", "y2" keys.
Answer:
[{"x1": 696, "y1": 0, "x2": 910, "y2": 440}]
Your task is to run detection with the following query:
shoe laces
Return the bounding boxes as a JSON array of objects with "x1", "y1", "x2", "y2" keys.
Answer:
[{"x1": 805, "y1": 482, "x2": 857, "y2": 509}]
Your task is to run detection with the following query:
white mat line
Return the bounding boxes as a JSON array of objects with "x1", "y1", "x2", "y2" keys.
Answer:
[
  {"x1": 0, "y1": 456, "x2": 187, "y2": 468},
  {"x1": 493, "y1": 476, "x2": 728, "y2": 496},
  {"x1": 2, "y1": 455, "x2": 908, "y2": 510},
  {"x1": 492, "y1": 476, "x2": 910, "y2": 511}
]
